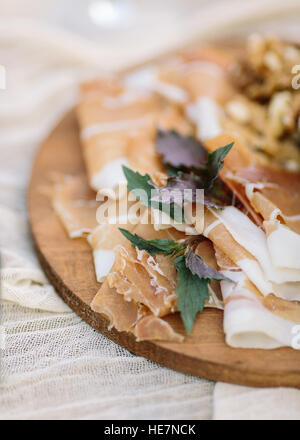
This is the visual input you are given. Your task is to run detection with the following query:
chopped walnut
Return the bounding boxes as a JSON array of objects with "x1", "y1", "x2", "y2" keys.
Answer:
[
  {"x1": 231, "y1": 34, "x2": 300, "y2": 100},
  {"x1": 225, "y1": 35, "x2": 300, "y2": 171},
  {"x1": 267, "y1": 91, "x2": 293, "y2": 139}
]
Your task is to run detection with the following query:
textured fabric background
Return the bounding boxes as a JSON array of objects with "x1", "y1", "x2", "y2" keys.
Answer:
[{"x1": 1, "y1": 0, "x2": 300, "y2": 420}]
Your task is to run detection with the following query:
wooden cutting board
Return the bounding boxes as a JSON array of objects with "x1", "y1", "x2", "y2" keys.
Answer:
[{"x1": 28, "y1": 109, "x2": 300, "y2": 388}]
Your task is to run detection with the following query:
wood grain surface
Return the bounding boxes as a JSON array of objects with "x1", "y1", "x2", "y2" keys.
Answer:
[{"x1": 28, "y1": 109, "x2": 300, "y2": 388}]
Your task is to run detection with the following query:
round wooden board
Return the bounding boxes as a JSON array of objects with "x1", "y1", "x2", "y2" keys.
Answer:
[{"x1": 28, "y1": 109, "x2": 300, "y2": 388}]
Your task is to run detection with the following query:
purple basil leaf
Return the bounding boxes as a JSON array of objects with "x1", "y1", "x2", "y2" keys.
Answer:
[
  {"x1": 185, "y1": 248, "x2": 234, "y2": 283},
  {"x1": 156, "y1": 130, "x2": 207, "y2": 170},
  {"x1": 203, "y1": 179, "x2": 234, "y2": 209},
  {"x1": 152, "y1": 172, "x2": 233, "y2": 209}
]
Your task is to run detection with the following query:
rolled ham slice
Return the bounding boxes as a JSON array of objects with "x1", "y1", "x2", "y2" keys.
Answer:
[
  {"x1": 204, "y1": 134, "x2": 300, "y2": 282},
  {"x1": 215, "y1": 247, "x2": 300, "y2": 349},
  {"x1": 126, "y1": 46, "x2": 235, "y2": 105},
  {"x1": 205, "y1": 133, "x2": 300, "y2": 232},
  {"x1": 203, "y1": 207, "x2": 300, "y2": 302},
  {"x1": 77, "y1": 78, "x2": 163, "y2": 194}
]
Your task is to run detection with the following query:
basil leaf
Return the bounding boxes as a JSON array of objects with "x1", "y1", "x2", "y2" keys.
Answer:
[
  {"x1": 122, "y1": 165, "x2": 184, "y2": 222},
  {"x1": 119, "y1": 228, "x2": 184, "y2": 256},
  {"x1": 185, "y1": 248, "x2": 234, "y2": 282},
  {"x1": 122, "y1": 166, "x2": 153, "y2": 206},
  {"x1": 174, "y1": 255, "x2": 210, "y2": 334},
  {"x1": 153, "y1": 172, "x2": 233, "y2": 209},
  {"x1": 204, "y1": 142, "x2": 234, "y2": 188},
  {"x1": 156, "y1": 130, "x2": 207, "y2": 171}
]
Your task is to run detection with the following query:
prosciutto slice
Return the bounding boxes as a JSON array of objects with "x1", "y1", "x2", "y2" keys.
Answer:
[
  {"x1": 90, "y1": 222, "x2": 185, "y2": 341},
  {"x1": 107, "y1": 223, "x2": 184, "y2": 317},
  {"x1": 51, "y1": 174, "x2": 98, "y2": 238},
  {"x1": 205, "y1": 133, "x2": 300, "y2": 231},
  {"x1": 90, "y1": 278, "x2": 184, "y2": 342},
  {"x1": 88, "y1": 191, "x2": 146, "y2": 282},
  {"x1": 91, "y1": 279, "x2": 139, "y2": 333},
  {"x1": 204, "y1": 134, "x2": 300, "y2": 288},
  {"x1": 215, "y1": 247, "x2": 300, "y2": 349},
  {"x1": 203, "y1": 207, "x2": 300, "y2": 302},
  {"x1": 91, "y1": 221, "x2": 223, "y2": 342},
  {"x1": 134, "y1": 314, "x2": 184, "y2": 343},
  {"x1": 125, "y1": 46, "x2": 235, "y2": 105},
  {"x1": 77, "y1": 78, "x2": 162, "y2": 194}
]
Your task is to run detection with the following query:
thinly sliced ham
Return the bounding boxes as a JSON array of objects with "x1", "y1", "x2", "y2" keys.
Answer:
[
  {"x1": 91, "y1": 279, "x2": 139, "y2": 332},
  {"x1": 156, "y1": 46, "x2": 236, "y2": 104},
  {"x1": 203, "y1": 134, "x2": 300, "y2": 300},
  {"x1": 109, "y1": 222, "x2": 223, "y2": 315},
  {"x1": 205, "y1": 133, "x2": 300, "y2": 233},
  {"x1": 195, "y1": 240, "x2": 223, "y2": 309},
  {"x1": 127, "y1": 105, "x2": 193, "y2": 176},
  {"x1": 91, "y1": 277, "x2": 184, "y2": 342},
  {"x1": 215, "y1": 247, "x2": 300, "y2": 349},
  {"x1": 77, "y1": 78, "x2": 163, "y2": 193},
  {"x1": 134, "y1": 314, "x2": 184, "y2": 343},
  {"x1": 264, "y1": 220, "x2": 300, "y2": 270},
  {"x1": 51, "y1": 174, "x2": 98, "y2": 238},
  {"x1": 108, "y1": 222, "x2": 183, "y2": 317},
  {"x1": 92, "y1": 224, "x2": 223, "y2": 341},
  {"x1": 89, "y1": 192, "x2": 148, "y2": 281},
  {"x1": 88, "y1": 222, "x2": 137, "y2": 283},
  {"x1": 109, "y1": 245, "x2": 173, "y2": 317},
  {"x1": 203, "y1": 207, "x2": 300, "y2": 301},
  {"x1": 89, "y1": 221, "x2": 182, "y2": 342},
  {"x1": 52, "y1": 39, "x2": 300, "y2": 349}
]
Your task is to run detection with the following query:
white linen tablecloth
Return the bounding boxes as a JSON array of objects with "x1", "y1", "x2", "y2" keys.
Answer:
[{"x1": 1, "y1": 3, "x2": 300, "y2": 419}]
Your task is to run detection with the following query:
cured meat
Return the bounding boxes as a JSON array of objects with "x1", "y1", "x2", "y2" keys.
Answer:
[
  {"x1": 203, "y1": 207, "x2": 300, "y2": 301},
  {"x1": 130, "y1": 46, "x2": 236, "y2": 104},
  {"x1": 88, "y1": 222, "x2": 136, "y2": 282},
  {"x1": 53, "y1": 37, "x2": 300, "y2": 348},
  {"x1": 77, "y1": 78, "x2": 163, "y2": 193},
  {"x1": 91, "y1": 279, "x2": 139, "y2": 332},
  {"x1": 134, "y1": 314, "x2": 184, "y2": 343},
  {"x1": 204, "y1": 134, "x2": 300, "y2": 281},
  {"x1": 215, "y1": 247, "x2": 300, "y2": 349},
  {"x1": 107, "y1": 223, "x2": 184, "y2": 317},
  {"x1": 205, "y1": 133, "x2": 300, "y2": 232},
  {"x1": 91, "y1": 220, "x2": 223, "y2": 341},
  {"x1": 91, "y1": 277, "x2": 184, "y2": 342},
  {"x1": 88, "y1": 191, "x2": 146, "y2": 281},
  {"x1": 77, "y1": 76, "x2": 197, "y2": 200},
  {"x1": 51, "y1": 174, "x2": 98, "y2": 238}
]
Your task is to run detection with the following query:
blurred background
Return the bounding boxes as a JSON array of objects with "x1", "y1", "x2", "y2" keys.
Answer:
[{"x1": 1, "y1": 0, "x2": 300, "y2": 71}]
